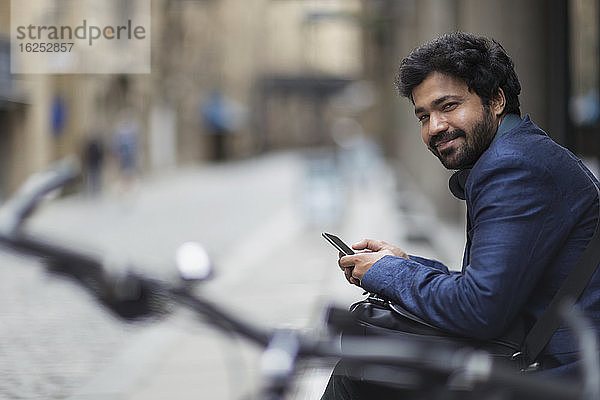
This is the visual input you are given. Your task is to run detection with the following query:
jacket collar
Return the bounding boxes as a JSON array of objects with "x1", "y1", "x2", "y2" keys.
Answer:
[{"x1": 448, "y1": 113, "x2": 524, "y2": 200}]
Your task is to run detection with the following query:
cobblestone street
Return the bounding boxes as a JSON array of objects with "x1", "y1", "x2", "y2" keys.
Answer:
[{"x1": 0, "y1": 251, "x2": 136, "y2": 399}]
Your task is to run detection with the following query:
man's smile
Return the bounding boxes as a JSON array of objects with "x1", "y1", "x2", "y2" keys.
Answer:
[
  {"x1": 430, "y1": 130, "x2": 465, "y2": 153},
  {"x1": 435, "y1": 137, "x2": 460, "y2": 152}
]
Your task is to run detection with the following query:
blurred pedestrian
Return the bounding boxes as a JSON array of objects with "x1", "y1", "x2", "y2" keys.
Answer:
[
  {"x1": 201, "y1": 90, "x2": 232, "y2": 161},
  {"x1": 112, "y1": 112, "x2": 141, "y2": 195},
  {"x1": 82, "y1": 134, "x2": 104, "y2": 197}
]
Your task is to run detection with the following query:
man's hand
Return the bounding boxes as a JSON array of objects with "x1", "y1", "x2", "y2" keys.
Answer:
[{"x1": 339, "y1": 239, "x2": 409, "y2": 286}]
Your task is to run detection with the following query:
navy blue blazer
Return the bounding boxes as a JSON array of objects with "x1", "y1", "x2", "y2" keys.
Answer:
[{"x1": 362, "y1": 115, "x2": 600, "y2": 375}]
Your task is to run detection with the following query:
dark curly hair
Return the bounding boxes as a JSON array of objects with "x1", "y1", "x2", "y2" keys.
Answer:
[{"x1": 395, "y1": 32, "x2": 521, "y2": 115}]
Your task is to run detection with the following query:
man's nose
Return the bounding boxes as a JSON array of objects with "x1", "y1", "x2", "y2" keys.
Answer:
[{"x1": 428, "y1": 112, "x2": 448, "y2": 136}]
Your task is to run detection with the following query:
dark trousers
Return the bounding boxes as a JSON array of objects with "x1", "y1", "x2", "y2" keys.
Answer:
[
  {"x1": 320, "y1": 361, "x2": 458, "y2": 400},
  {"x1": 321, "y1": 359, "x2": 531, "y2": 400}
]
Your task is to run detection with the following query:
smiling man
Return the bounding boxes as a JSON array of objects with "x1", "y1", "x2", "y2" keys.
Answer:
[{"x1": 321, "y1": 32, "x2": 600, "y2": 399}]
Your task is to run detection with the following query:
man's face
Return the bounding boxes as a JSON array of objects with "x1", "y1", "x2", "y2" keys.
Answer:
[{"x1": 412, "y1": 72, "x2": 500, "y2": 170}]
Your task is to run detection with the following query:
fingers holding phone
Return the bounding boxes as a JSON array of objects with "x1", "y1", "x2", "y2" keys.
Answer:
[
  {"x1": 322, "y1": 233, "x2": 359, "y2": 286},
  {"x1": 339, "y1": 250, "x2": 392, "y2": 282},
  {"x1": 337, "y1": 254, "x2": 360, "y2": 285},
  {"x1": 323, "y1": 233, "x2": 390, "y2": 286},
  {"x1": 353, "y1": 238, "x2": 409, "y2": 259},
  {"x1": 323, "y1": 233, "x2": 408, "y2": 286},
  {"x1": 342, "y1": 266, "x2": 359, "y2": 286}
]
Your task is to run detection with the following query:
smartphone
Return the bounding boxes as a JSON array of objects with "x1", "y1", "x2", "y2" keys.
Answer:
[{"x1": 322, "y1": 232, "x2": 355, "y2": 255}]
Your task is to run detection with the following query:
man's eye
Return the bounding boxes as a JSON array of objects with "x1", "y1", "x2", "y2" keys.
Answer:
[
  {"x1": 442, "y1": 102, "x2": 458, "y2": 111},
  {"x1": 418, "y1": 114, "x2": 429, "y2": 123}
]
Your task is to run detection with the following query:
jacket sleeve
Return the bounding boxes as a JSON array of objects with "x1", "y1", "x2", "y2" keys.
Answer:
[
  {"x1": 361, "y1": 156, "x2": 571, "y2": 339},
  {"x1": 407, "y1": 255, "x2": 454, "y2": 274}
]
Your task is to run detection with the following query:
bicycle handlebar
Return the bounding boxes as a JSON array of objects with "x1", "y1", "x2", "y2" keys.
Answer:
[
  {"x1": 0, "y1": 157, "x2": 80, "y2": 237},
  {"x1": 0, "y1": 158, "x2": 586, "y2": 400}
]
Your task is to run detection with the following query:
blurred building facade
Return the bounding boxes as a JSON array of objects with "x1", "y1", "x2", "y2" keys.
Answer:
[
  {"x1": 0, "y1": 0, "x2": 597, "y2": 224},
  {"x1": 0, "y1": 0, "x2": 364, "y2": 198}
]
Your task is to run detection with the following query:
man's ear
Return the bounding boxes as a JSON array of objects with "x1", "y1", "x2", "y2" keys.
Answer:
[{"x1": 491, "y1": 88, "x2": 506, "y2": 116}]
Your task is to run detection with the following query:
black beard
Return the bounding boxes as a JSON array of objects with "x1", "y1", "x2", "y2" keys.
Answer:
[{"x1": 429, "y1": 109, "x2": 496, "y2": 170}]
